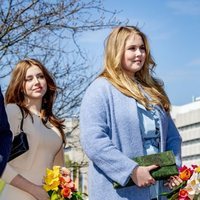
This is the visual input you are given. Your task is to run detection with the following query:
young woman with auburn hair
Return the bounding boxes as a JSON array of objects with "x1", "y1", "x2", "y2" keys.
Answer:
[{"x1": 1, "y1": 58, "x2": 65, "y2": 200}]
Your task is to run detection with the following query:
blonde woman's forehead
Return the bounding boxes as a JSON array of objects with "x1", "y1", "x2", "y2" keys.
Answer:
[{"x1": 125, "y1": 34, "x2": 144, "y2": 46}]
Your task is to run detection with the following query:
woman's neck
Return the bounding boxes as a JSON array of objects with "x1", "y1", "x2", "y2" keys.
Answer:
[{"x1": 25, "y1": 99, "x2": 42, "y2": 116}]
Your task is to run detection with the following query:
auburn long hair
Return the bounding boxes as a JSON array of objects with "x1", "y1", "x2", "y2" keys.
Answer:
[
  {"x1": 100, "y1": 26, "x2": 171, "y2": 112},
  {"x1": 5, "y1": 58, "x2": 66, "y2": 143}
]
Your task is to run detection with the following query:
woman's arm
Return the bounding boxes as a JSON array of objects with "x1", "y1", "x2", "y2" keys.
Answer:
[
  {"x1": 166, "y1": 114, "x2": 182, "y2": 167},
  {"x1": 10, "y1": 175, "x2": 49, "y2": 200},
  {"x1": 164, "y1": 114, "x2": 183, "y2": 190},
  {"x1": 80, "y1": 79, "x2": 137, "y2": 186}
]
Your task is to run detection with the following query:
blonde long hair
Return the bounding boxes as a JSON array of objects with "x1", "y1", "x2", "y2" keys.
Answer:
[
  {"x1": 5, "y1": 58, "x2": 66, "y2": 143},
  {"x1": 100, "y1": 26, "x2": 171, "y2": 112}
]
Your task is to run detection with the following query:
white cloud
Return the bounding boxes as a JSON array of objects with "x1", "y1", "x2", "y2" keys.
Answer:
[
  {"x1": 188, "y1": 58, "x2": 200, "y2": 66},
  {"x1": 167, "y1": 0, "x2": 200, "y2": 15}
]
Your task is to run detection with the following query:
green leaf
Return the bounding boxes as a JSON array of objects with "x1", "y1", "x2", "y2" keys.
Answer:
[
  {"x1": 48, "y1": 190, "x2": 53, "y2": 197},
  {"x1": 168, "y1": 192, "x2": 179, "y2": 200},
  {"x1": 50, "y1": 191, "x2": 61, "y2": 200}
]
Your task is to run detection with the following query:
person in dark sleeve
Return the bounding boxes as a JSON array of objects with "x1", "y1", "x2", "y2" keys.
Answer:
[{"x1": 0, "y1": 86, "x2": 12, "y2": 177}]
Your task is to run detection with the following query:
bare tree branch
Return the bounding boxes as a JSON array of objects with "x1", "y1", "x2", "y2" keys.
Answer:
[
  {"x1": 1, "y1": 0, "x2": 124, "y2": 110},
  {"x1": 0, "y1": 0, "x2": 126, "y2": 159}
]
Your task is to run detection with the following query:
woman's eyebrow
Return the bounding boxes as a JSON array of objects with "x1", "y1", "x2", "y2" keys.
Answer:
[{"x1": 26, "y1": 72, "x2": 43, "y2": 78}]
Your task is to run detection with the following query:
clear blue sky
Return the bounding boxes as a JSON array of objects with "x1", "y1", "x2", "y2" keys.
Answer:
[{"x1": 79, "y1": 0, "x2": 200, "y2": 106}]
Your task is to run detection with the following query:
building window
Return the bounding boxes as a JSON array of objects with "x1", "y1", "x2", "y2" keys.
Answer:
[{"x1": 178, "y1": 122, "x2": 200, "y2": 131}]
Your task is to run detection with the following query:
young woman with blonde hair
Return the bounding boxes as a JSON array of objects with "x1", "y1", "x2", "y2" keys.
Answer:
[
  {"x1": 80, "y1": 26, "x2": 182, "y2": 200},
  {"x1": 1, "y1": 58, "x2": 65, "y2": 200}
]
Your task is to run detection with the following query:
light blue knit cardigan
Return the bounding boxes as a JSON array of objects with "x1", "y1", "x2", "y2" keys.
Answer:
[{"x1": 80, "y1": 77, "x2": 182, "y2": 200}]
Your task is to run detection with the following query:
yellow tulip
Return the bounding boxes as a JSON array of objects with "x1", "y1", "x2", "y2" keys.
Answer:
[
  {"x1": 194, "y1": 166, "x2": 200, "y2": 173},
  {"x1": 43, "y1": 166, "x2": 61, "y2": 192}
]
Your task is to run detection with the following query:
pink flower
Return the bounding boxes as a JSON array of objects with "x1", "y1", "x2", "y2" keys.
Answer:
[
  {"x1": 60, "y1": 167, "x2": 71, "y2": 176},
  {"x1": 179, "y1": 189, "x2": 190, "y2": 200},
  {"x1": 65, "y1": 181, "x2": 76, "y2": 192}
]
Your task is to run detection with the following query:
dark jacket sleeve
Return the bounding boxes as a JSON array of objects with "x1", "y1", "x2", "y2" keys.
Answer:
[{"x1": 0, "y1": 87, "x2": 12, "y2": 177}]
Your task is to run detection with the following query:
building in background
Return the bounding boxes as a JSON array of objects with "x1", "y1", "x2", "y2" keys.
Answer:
[
  {"x1": 171, "y1": 98, "x2": 200, "y2": 166},
  {"x1": 64, "y1": 117, "x2": 88, "y2": 196}
]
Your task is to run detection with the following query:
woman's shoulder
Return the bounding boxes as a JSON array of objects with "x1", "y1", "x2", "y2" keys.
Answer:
[
  {"x1": 6, "y1": 103, "x2": 20, "y2": 110},
  {"x1": 6, "y1": 103, "x2": 21, "y2": 116},
  {"x1": 87, "y1": 77, "x2": 113, "y2": 93},
  {"x1": 5, "y1": 104, "x2": 22, "y2": 132},
  {"x1": 81, "y1": 77, "x2": 112, "y2": 104}
]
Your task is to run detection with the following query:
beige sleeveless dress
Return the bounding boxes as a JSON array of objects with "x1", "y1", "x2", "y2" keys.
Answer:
[{"x1": 0, "y1": 104, "x2": 63, "y2": 200}]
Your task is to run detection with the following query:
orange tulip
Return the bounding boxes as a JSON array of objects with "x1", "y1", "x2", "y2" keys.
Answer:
[{"x1": 179, "y1": 166, "x2": 193, "y2": 181}]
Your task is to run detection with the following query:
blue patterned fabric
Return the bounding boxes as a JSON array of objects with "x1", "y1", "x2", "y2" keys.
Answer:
[
  {"x1": 137, "y1": 102, "x2": 161, "y2": 199},
  {"x1": 137, "y1": 103, "x2": 160, "y2": 153}
]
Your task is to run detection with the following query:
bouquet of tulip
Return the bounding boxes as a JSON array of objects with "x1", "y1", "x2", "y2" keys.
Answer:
[
  {"x1": 43, "y1": 166, "x2": 84, "y2": 200},
  {"x1": 161, "y1": 165, "x2": 200, "y2": 200}
]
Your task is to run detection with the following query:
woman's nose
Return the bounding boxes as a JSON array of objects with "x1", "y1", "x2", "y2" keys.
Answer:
[
  {"x1": 33, "y1": 77, "x2": 40, "y2": 84},
  {"x1": 135, "y1": 48, "x2": 142, "y2": 56}
]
